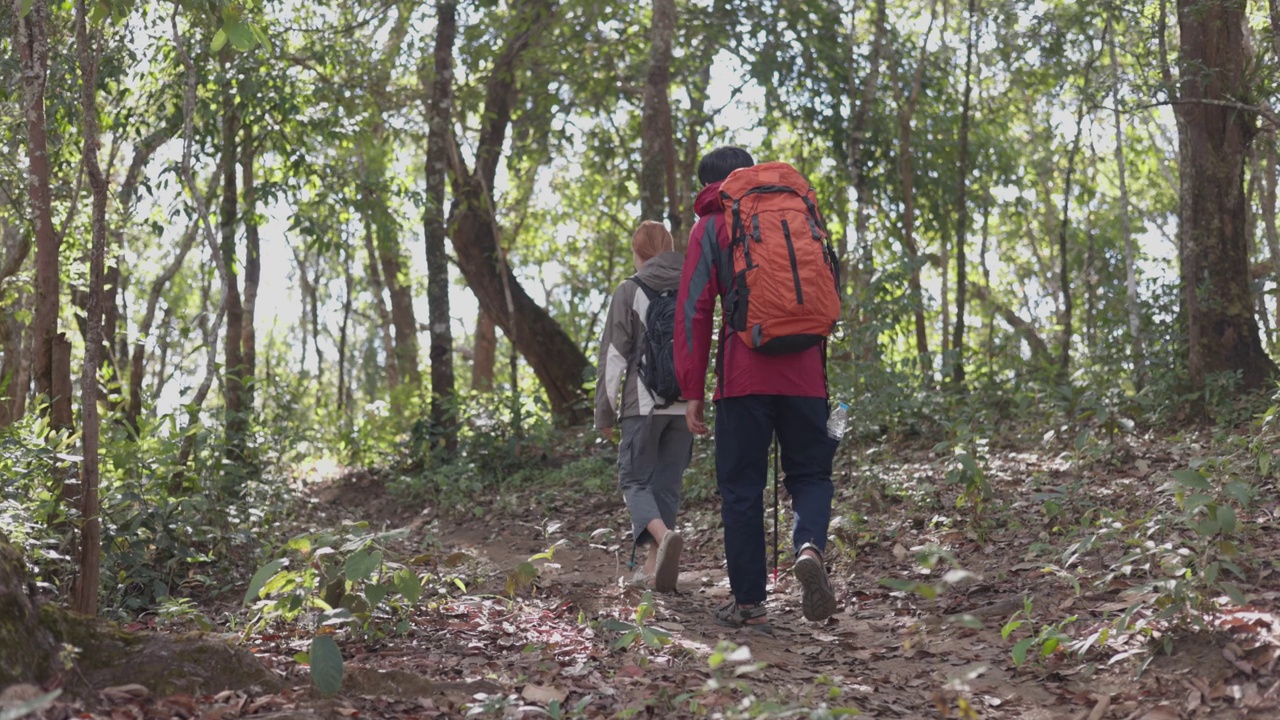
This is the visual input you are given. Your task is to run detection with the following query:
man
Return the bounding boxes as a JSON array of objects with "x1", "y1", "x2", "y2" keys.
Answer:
[{"x1": 674, "y1": 146, "x2": 838, "y2": 631}]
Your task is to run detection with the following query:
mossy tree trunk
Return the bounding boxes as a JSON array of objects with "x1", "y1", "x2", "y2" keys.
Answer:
[{"x1": 0, "y1": 534, "x2": 54, "y2": 685}]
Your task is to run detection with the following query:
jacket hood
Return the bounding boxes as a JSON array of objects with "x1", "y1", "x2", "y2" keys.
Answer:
[
  {"x1": 694, "y1": 181, "x2": 725, "y2": 218},
  {"x1": 637, "y1": 251, "x2": 684, "y2": 292}
]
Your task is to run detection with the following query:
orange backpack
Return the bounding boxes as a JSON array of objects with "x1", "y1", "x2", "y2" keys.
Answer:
[{"x1": 717, "y1": 162, "x2": 841, "y2": 354}]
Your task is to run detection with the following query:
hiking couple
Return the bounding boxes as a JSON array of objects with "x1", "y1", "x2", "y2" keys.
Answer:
[{"x1": 594, "y1": 146, "x2": 842, "y2": 632}]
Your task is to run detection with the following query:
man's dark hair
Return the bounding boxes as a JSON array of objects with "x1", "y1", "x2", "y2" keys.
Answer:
[{"x1": 697, "y1": 146, "x2": 755, "y2": 186}]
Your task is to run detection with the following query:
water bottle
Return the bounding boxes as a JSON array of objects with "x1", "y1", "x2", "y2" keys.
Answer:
[{"x1": 826, "y1": 401, "x2": 849, "y2": 440}]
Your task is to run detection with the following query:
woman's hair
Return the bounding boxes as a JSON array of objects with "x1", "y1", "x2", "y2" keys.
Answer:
[
  {"x1": 697, "y1": 146, "x2": 755, "y2": 186},
  {"x1": 632, "y1": 220, "x2": 674, "y2": 262}
]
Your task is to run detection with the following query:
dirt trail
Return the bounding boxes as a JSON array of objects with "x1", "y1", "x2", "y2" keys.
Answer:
[{"x1": 302, "y1": 444, "x2": 1277, "y2": 719}]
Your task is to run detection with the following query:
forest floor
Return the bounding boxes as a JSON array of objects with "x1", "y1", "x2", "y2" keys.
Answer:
[{"x1": 31, "y1": 428, "x2": 1280, "y2": 719}]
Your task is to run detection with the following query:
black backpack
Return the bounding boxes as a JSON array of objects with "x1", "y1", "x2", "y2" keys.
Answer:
[{"x1": 631, "y1": 277, "x2": 680, "y2": 409}]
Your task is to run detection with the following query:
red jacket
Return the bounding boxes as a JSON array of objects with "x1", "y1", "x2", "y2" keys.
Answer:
[{"x1": 675, "y1": 181, "x2": 828, "y2": 402}]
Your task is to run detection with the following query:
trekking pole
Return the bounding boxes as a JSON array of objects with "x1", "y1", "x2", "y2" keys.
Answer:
[{"x1": 772, "y1": 436, "x2": 780, "y2": 584}]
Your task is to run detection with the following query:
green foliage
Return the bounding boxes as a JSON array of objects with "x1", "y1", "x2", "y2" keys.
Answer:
[
  {"x1": 878, "y1": 544, "x2": 977, "y2": 602},
  {"x1": 0, "y1": 413, "x2": 80, "y2": 592},
  {"x1": 243, "y1": 521, "x2": 433, "y2": 634},
  {"x1": 599, "y1": 590, "x2": 671, "y2": 651},
  {"x1": 1001, "y1": 597, "x2": 1077, "y2": 669},
  {"x1": 307, "y1": 634, "x2": 344, "y2": 697}
]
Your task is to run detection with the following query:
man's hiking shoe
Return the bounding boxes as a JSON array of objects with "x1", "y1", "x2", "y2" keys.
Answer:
[
  {"x1": 654, "y1": 532, "x2": 682, "y2": 593},
  {"x1": 714, "y1": 600, "x2": 773, "y2": 634},
  {"x1": 630, "y1": 570, "x2": 655, "y2": 587},
  {"x1": 794, "y1": 547, "x2": 837, "y2": 622}
]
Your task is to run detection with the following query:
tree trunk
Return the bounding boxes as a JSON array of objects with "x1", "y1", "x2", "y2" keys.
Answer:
[
  {"x1": 338, "y1": 248, "x2": 354, "y2": 412},
  {"x1": 357, "y1": 226, "x2": 400, "y2": 392},
  {"x1": 1265, "y1": 137, "x2": 1280, "y2": 343},
  {"x1": 289, "y1": 244, "x2": 327, "y2": 387},
  {"x1": 241, "y1": 138, "x2": 261, "y2": 417},
  {"x1": 970, "y1": 283, "x2": 1051, "y2": 365},
  {"x1": 845, "y1": 0, "x2": 887, "y2": 295},
  {"x1": 472, "y1": 309, "x2": 496, "y2": 392},
  {"x1": 15, "y1": 0, "x2": 62, "y2": 426},
  {"x1": 951, "y1": 0, "x2": 978, "y2": 386},
  {"x1": 73, "y1": 0, "x2": 104, "y2": 616},
  {"x1": 446, "y1": 0, "x2": 591, "y2": 425},
  {"x1": 1110, "y1": 14, "x2": 1146, "y2": 386},
  {"x1": 425, "y1": 0, "x2": 458, "y2": 453},
  {"x1": 1056, "y1": 41, "x2": 1098, "y2": 384},
  {"x1": 898, "y1": 0, "x2": 939, "y2": 372},
  {"x1": 0, "y1": 220, "x2": 31, "y2": 428},
  {"x1": 1174, "y1": 0, "x2": 1278, "y2": 396},
  {"x1": 50, "y1": 334, "x2": 72, "y2": 431},
  {"x1": 218, "y1": 56, "x2": 248, "y2": 465},
  {"x1": 640, "y1": 0, "x2": 677, "y2": 227},
  {"x1": 373, "y1": 210, "x2": 421, "y2": 394},
  {"x1": 126, "y1": 223, "x2": 198, "y2": 432}
]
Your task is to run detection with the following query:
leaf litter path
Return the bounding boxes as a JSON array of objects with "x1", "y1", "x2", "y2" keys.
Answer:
[
  {"x1": 42, "y1": 432, "x2": 1280, "y2": 720},
  {"x1": 278, "y1": 431, "x2": 1280, "y2": 719}
]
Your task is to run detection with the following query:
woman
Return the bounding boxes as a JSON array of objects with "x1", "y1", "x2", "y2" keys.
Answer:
[{"x1": 594, "y1": 221, "x2": 692, "y2": 593}]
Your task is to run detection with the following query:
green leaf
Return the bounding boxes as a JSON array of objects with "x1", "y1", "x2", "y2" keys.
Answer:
[
  {"x1": 364, "y1": 584, "x2": 389, "y2": 609},
  {"x1": 1040, "y1": 636, "x2": 1059, "y2": 657},
  {"x1": 1001, "y1": 619, "x2": 1024, "y2": 640},
  {"x1": 1219, "y1": 582, "x2": 1248, "y2": 605},
  {"x1": 1183, "y1": 494, "x2": 1214, "y2": 511},
  {"x1": 1171, "y1": 469, "x2": 1211, "y2": 491},
  {"x1": 601, "y1": 618, "x2": 637, "y2": 632},
  {"x1": 0, "y1": 689, "x2": 60, "y2": 720},
  {"x1": 948, "y1": 613, "x2": 985, "y2": 630},
  {"x1": 1012, "y1": 637, "x2": 1035, "y2": 667},
  {"x1": 18, "y1": 0, "x2": 33, "y2": 19},
  {"x1": 1204, "y1": 561, "x2": 1220, "y2": 585},
  {"x1": 89, "y1": 1, "x2": 108, "y2": 24},
  {"x1": 394, "y1": 568, "x2": 422, "y2": 604},
  {"x1": 880, "y1": 578, "x2": 918, "y2": 593},
  {"x1": 1216, "y1": 505, "x2": 1237, "y2": 535},
  {"x1": 293, "y1": 652, "x2": 309, "y2": 664},
  {"x1": 612, "y1": 629, "x2": 638, "y2": 650},
  {"x1": 210, "y1": 28, "x2": 228, "y2": 52},
  {"x1": 708, "y1": 650, "x2": 725, "y2": 669},
  {"x1": 309, "y1": 635, "x2": 343, "y2": 697},
  {"x1": 227, "y1": 20, "x2": 256, "y2": 51},
  {"x1": 243, "y1": 558, "x2": 286, "y2": 605},
  {"x1": 249, "y1": 23, "x2": 273, "y2": 51},
  {"x1": 344, "y1": 549, "x2": 380, "y2": 582}
]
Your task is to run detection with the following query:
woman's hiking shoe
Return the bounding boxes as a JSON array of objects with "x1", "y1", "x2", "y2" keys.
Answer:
[
  {"x1": 794, "y1": 547, "x2": 837, "y2": 622},
  {"x1": 653, "y1": 531, "x2": 682, "y2": 593},
  {"x1": 714, "y1": 600, "x2": 773, "y2": 634}
]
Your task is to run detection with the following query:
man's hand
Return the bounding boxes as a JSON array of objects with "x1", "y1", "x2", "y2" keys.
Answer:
[
  {"x1": 685, "y1": 399, "x2": 708, "y2": 436},
  {"x1": 600, "y1": 426, "x2": 614, "y2": 442}
]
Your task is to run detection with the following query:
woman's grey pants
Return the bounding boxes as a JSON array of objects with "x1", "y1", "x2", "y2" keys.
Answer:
[{"x1": 617, "y1": 414, "x2": 694, "y2": 547}]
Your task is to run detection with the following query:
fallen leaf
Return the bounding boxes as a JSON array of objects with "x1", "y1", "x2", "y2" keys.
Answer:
[
  {"x1": 893, "y1": 543, "x2": 908, "y2": 562},
  {"x1": 101, "y1": 684, "x2": 151, "y2": 702},
  {"x1": 1086, "y1": 694, "x2": 1111, "y2": 720},
  {"x1": 1137, "y1": 705, "x2": 1179, "y2": 720}
]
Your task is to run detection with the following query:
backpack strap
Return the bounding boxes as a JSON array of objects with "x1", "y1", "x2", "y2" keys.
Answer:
[{"x1": 629, "y1": 275, "x2": 657, "y2": 300}]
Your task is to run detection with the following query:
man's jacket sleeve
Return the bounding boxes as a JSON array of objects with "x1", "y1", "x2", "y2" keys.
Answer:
[
  {"x1": 594, "y1": 282, "x2": 635, "y2": 430},
  {"x1": 675, "y1": 218, "x2": 720, "y2": 403}
]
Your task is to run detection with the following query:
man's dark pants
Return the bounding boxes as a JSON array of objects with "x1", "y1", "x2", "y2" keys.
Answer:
[{"x1": 714, "y1": 395, "x2": 837, "y2": 605}]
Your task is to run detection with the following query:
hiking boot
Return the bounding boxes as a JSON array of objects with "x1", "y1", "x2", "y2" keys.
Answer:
[
  {"x1": 794, "y1": 544, "x2": 836, "y2": 621},
  {"x1": 653, "y1": 531, "x2": 682, "y2": 593}
]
